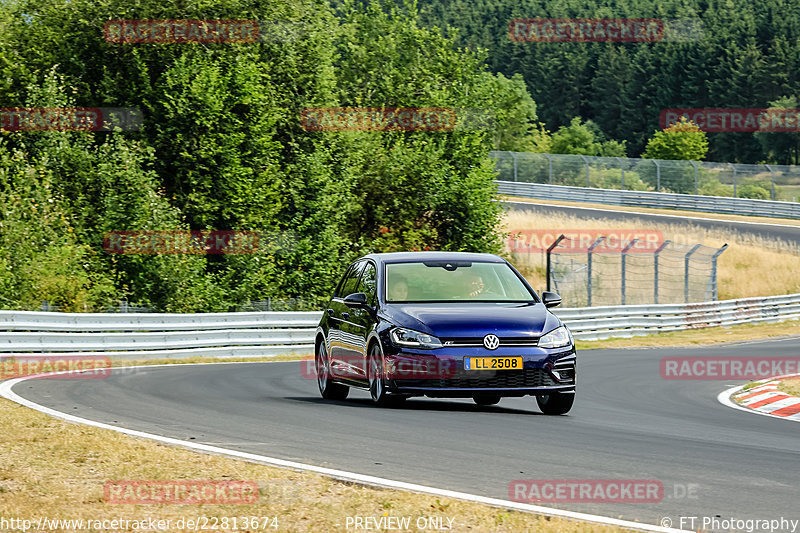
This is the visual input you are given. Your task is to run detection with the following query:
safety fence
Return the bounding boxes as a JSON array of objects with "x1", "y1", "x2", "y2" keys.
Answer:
[
  {"x1": 496, "y1": 180, "x2": 800, "y2": 219},
  {"x1": 491, "y1": 150, "x2": 800, "y2": 202},
  {"x1": 508, "y1": 233, "x2": 728, "y2": 307},
  {"x1": 1, "y1": 293, "x2": 798, "y2": 357}
]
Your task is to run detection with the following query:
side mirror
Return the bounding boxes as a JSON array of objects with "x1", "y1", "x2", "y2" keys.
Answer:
[
  {"x1": 343, "y1": 292, "x2": 368, "y2": 308},
  {"x1": 541, "y1": 291, "x2": 562, "y2": 308}
]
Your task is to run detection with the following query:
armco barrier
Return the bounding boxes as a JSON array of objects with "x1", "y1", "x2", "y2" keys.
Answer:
[
  {"x1": 0, "y1": 311, "x2": 322, "y2": 359},
  {"x1": 555, "y1": 293, "x2": 800, "y2": 341},
  {"x1": 497, "y1": 181, "x2": 800, "y2": 219},
  {"x1": 0, "y1": 294, "x2": 799, "y2": 357}
]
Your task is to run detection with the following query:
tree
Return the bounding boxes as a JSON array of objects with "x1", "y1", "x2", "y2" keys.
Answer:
[{"x1": 642, "y1": 117, "x2": 709, "y2": 161}]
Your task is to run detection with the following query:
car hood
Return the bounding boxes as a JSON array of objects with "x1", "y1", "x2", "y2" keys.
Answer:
[{"x1": 381, "y1": 302, "x2": 560, "y2": 338}]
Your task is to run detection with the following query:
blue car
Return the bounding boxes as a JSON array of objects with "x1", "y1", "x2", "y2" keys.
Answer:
[{"x1": 314, "y1": 252, "x2": 576, "y2": 414}]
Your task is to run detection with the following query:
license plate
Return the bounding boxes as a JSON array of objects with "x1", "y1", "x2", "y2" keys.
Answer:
[{"x1": 464, "y1": 356, "x2": 523, "y2": 371}]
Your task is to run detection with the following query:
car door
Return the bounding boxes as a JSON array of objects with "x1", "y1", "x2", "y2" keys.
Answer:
[
  {"x1": 328, "y1": 261, "x2": 366, "y2": 379},
  {"x1": 339, "y1": 260, "x2": 377, "y2": 380}
]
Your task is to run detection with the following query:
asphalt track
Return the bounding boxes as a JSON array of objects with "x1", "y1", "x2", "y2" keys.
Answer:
[
  {"x1": 12, "y1": 337, "x2": 800, "y2": 532},
  {"x1": 504, "y1": 200, "x2": 800, "y2": 246}
]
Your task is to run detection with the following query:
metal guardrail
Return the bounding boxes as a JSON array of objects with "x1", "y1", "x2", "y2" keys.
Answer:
[
  {"x1": 0, "y1": 311, "x2": 322, "y2": 358},
  {"x1": 554, "y1": 293, "x2": 800, "y2": 341},
  {"x1": 497, "y1": 181, "x2": 800, "y2": 219},
  {"x1": 0, "y1": 294, "x2": 799, "y2": 356}
]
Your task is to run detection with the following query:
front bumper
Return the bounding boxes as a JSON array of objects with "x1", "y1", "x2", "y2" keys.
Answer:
[{"x1": 382, "y1": 346, "x2": 576, "y2": 397}]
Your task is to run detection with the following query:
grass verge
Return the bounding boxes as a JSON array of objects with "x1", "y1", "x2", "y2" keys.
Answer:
[
  {"x1": 502, "y1": 195, "x2": 800, "y2": 227},
  {"x1": 574, "y1": 318, "x2": 800, "y2": 350},
  {"x1": 778, "y1": 376, "x2": 800, "y2": 397}
]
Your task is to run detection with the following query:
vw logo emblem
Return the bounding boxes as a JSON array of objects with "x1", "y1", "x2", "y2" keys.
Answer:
[{"x1": 483, "y1": 334, "x2": 500, "y2": 350}]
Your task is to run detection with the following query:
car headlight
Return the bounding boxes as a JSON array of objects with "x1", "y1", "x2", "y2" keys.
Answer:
[
  {"x1": 390, "y1": 327, "x2": 443, "y2": 349},
  {"x1": 538, "y1": 325, "x2": 573, "y2": 349}
]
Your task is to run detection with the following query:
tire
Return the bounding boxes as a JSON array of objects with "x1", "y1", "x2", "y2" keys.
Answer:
[
  {"x1": 316, "y1": 342, "x2": 349, "y2": 401},
  {"x1": 536, "y1": 392, "x2": 574, "y2": 415},
  {"x1": 367, "y1": 343, "x2": 401, "y2": 407},
  {"x1": 473, "y1": 393, "x2": 501, "y2": 406}
]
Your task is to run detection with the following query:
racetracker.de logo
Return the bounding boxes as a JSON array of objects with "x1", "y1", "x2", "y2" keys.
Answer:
[
  {"x1": 104, "y1": 481, "x2": 258, "y2": 504},
  {"x1": 300, "y1": 107, "x2": 458, "y2": 132},
  {"x1": 661, "y1": 108, "x2": 800, "y2": 132},
  {"x1": 509, "y1": 18, "x2": 664, "y2": 42},
  {"x1": 509, "y1": 479, "x2": 663, "y2": 503},
  {"x1": 301, "y1": 357, "x2": 457, "y2": 380},
  {"x1": 1, "y1": 356, "x2": 111, "y2": 380},
  {"x1": 508, "y1": 229, "x2": 664, "y2": 253},
  {"x1": 0, "y1": 107, "x2": 142, "y2": 132},
  {"x1": 104, "y1": 20, "x2": 259, "y2": 43},
  {"x1": 103, "y1": 230, "x2": 259, "y2": 254},
  {"x1": 660, "y1": 357, "x2": 800, "y2": 380}
]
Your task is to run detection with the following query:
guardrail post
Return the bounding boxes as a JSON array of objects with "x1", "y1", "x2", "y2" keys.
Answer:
[
  {"x1": 653, "y1": 159, "x2": 661, "y2": 191},
  {"x1": 731, "y1": 163, "x2": 737, "y2": 197},
  {"x1": 587, "y1": 236, "x2": 606, "y2": 307},
  {"x1": 684, "y1": 244, "x2": 702, "y2": 303},
  {"x1": 544, "y1": 153, "x2": 553, "y2": 185},
  {"x1": 766, "y1": 164, "x2": 775, "y2": 200},
  {"x1": 579, "y1": 155, "x2": 590, "y2": 187},
  {"x1": 653, "y1": 240, "x2": 671, "y2": 304},
  {"x1": 690, "y1": 160, "x2": 699, "y2": 195},
  {"x1": 621, "y1": 239, "x2": 638, "y2": 305},
  {"x1": 710, "y1": 244, "x2": 728, "y2": 300},
  {"x1": 546, "y1": 234, "x2": 566, "y2": 292},
  {"x1": 510, "y1": 151, "x2": 518, "y2": 182}
]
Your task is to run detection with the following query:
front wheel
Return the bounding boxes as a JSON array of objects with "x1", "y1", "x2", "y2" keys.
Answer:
[
  {"x1": 367, "y1": 344, "x2": 402, "y2": 407},
  {"x1": 316, "y1": 342, "x2": 349, "y2": 401},
  {"x1": 536, "y1": 392, "x2": 574, "y2": 415}
]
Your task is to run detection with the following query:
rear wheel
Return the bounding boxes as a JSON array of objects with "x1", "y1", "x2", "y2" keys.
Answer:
[
  {"x1": 536, "y1": 392, "x2": 574, "y2": 415},
  {"x1": 473, "y1": 393, "x2": 501, "y2": 406},
  {"x1": 316, "y1": 342, "x2": 349, "y2": 401}
]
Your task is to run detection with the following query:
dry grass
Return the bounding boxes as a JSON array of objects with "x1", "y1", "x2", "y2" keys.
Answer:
[
  {"x1": 503, "y1": 195, "x2": 800, "y2": 227},
  {"x1": 778, "y1": 376, "x2": 800, "y2": 397},
  {"x1": 502, "y1": 210, "x2": 800, "y2": 300},
  {"x1": 0, "y1": 378, "x2": 631, "y2": 532},
  {"x1": 574, "y1": 318, "x2": 800, "y2": 350}
]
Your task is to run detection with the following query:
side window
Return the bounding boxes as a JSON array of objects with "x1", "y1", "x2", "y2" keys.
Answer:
[
  {"x1": 358, "y1": 262, "x2": 377, "y2": 306},
  {"x1": 338, "y1": 261, "x2": 366, "y2": 298}
]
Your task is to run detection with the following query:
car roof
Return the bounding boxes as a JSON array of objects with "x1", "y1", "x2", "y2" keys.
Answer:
[{"x1": 362, "y1": 251, "x2": 506, "y2": 264}]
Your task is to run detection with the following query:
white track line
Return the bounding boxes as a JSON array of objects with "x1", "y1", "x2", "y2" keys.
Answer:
[
  {"x1": 0, "y1": 362, "x2": 689, "y2": 533},
  {"x1": 503, "y1": 200, "x2": 800, "y2": 230}
]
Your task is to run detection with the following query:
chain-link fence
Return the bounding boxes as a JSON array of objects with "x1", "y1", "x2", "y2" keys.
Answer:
[
  {"x1": 490, "y1": 151, "x2": 800, "y2": 201},
  {"x1": 511, "y1": 235, "x2": 727, "y2": 307}
]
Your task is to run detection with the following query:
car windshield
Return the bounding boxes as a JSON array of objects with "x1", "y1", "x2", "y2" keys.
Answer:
[{"x1": 385, "y1": 260, "x2": 535, "y2": 303}]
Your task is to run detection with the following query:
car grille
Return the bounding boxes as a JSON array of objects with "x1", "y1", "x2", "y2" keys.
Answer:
[{"x1": 441, "y1": 336, "x2": 538, "y2": 347}]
